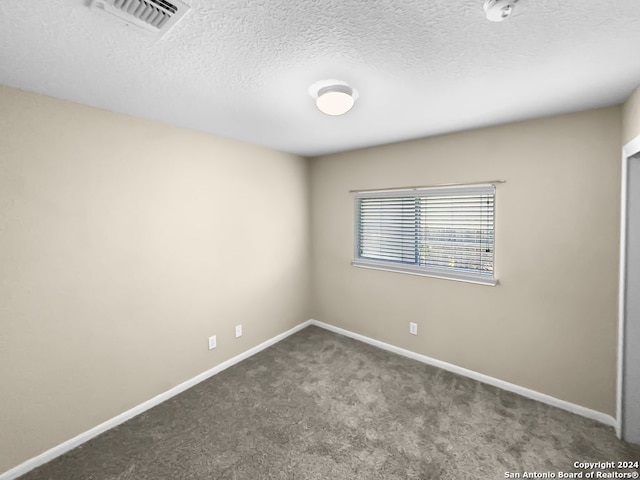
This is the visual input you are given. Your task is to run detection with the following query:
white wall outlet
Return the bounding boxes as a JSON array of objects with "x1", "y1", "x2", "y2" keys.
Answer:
[
  {"x1": 235, "y1": 325, "x2": 242, "y2": 338},
  {"x1": 409, "y1": 322, "x2": 418, "y2": 335},
  {"x1": 208, "y1": 335, "x2": 217, "y2": 350}
]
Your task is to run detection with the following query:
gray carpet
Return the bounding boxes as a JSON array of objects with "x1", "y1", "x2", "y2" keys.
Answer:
[{"x1": 18, "y1": 326, "x2": 640, "y2": 479}]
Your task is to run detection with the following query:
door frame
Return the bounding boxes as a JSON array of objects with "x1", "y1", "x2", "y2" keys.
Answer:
[{"x1": 617, "y1": 134, "x2": 640, "y2": 438}]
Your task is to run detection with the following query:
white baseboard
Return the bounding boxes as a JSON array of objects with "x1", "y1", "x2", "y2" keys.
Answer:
[
  {"x1": 0, "y1": 320, "x2": 313, "y2": 480},
  {"x1": 309, "y1": 319, "x2": 616, "y2": 428},
  {"x1": 2, "y1": 317, "x2": 616, "y2": 479}
]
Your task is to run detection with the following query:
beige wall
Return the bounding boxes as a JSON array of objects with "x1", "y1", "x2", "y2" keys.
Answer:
[
  {"x1": 0, "y1": 86, "x2": 310, "y2": 472},
  {"x1": 0, "y1": 84, "x2": 626, "y2": 474},
  {"x1": 623, "y1": 85, "x2": 640, "y2": 144},
  {"x1": 310, "y1": 106, "x2": 622, "y2": 416}
]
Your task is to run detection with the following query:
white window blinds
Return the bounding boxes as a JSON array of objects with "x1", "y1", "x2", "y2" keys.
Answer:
[{"x1": 353, "y1": 184, "x2": 496, "y2": 285}]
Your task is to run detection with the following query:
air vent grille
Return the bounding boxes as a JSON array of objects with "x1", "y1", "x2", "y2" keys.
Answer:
[{"x1": 90, "y1": 0, "x2": 190, "y2": 35}]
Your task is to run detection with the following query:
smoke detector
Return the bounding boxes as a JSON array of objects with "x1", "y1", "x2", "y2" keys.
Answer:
[
  {"x1": 89, "y1": 0, "x2": 190, "y2": 35},
  {"x1": 483, "y1": 0, "x2": 518, "y2": 22}
]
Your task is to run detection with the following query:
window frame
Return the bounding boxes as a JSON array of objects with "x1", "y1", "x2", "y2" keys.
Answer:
[{"x1": 352, "y1": 184, "x2": 497, "y2": 286}]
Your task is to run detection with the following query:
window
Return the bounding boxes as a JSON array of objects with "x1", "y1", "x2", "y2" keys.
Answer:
[{"x1": 353, "y1": 184, "x2": 496, "y2": 285}]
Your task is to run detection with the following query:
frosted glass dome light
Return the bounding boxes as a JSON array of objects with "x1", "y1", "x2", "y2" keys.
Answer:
[{"x1": 315, "y1": 85, "x2": 355, "y2": 116}]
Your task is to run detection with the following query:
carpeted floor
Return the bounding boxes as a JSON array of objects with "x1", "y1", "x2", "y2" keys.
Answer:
[{"x1": 18, "y1": 325, "x2": 640, "y2": 479}]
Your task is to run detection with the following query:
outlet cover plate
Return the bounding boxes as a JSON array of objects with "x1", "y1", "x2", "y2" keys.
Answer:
[
  {"x1": 208, "y1": 335, "x2": 217, "y2": 350},
  {"x1": 409, "y1": 322, "x2": 418, "y2": 335},
  {"x1": 235, "y1": 325, "x2": 242, "y2": 338}
]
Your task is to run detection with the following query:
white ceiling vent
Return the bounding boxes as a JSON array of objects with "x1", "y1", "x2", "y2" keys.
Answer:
[{"x1": 89, "y1": 0, "x2": 190, "y2": 36}]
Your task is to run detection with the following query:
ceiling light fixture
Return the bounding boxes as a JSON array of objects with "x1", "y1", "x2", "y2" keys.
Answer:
[
  {"x1": 316, "y1": 85, "x2": 354, "y2": 116},
  {"x1": 309, "y1": 80, "x2": 358, "y2": 116},
  {"x1": 483, "y1": 0, "x2": 518, "y2": 22}
]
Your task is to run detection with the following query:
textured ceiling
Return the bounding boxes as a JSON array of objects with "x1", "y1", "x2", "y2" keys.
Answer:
[{"x1": 1, "y1": 0, "x2": 640, "y2": 156}]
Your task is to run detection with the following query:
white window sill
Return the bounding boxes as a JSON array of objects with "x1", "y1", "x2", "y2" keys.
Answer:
[{"x1": 351, "y1": 260, "x2": 498, "y2": 286}]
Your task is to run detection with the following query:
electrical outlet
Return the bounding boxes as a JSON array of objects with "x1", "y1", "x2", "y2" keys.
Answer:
[
  {"x1": 235, "y1": 325, "x2": 242, "y2": 338},
  {"x1": 409, "y1": 322, "x2": 418, "y2": 335},
  {"x1": 208, "y1": 335, "x2": 217, "y2": 350}
]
